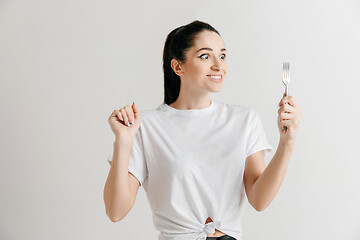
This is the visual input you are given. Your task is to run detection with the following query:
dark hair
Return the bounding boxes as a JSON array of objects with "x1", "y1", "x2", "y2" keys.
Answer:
[{"x1": 162, "y1": 20, "x2": 221, "y2": 105}]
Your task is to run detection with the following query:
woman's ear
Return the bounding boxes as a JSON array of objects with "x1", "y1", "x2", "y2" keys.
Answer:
[{"x1": 171, "y1": 59, "x2": 183, "y2": 76}]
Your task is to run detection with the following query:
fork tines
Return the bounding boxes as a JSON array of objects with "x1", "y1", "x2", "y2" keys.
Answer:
[{"x1": 282, "y1": 62, "x2": 290, "y2": 78}]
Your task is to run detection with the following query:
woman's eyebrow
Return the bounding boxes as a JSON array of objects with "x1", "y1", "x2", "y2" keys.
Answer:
[{"x1": 196, "y1": 47, "x2": 226, "y2": 53}]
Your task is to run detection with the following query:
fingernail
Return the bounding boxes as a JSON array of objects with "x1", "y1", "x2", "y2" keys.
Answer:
[
  {"x1": 127, "y1": 122, "x2": 130, "y2": 127},
  {"x1": 131, "y1": 119, "x2": 134, "y2": 125}
]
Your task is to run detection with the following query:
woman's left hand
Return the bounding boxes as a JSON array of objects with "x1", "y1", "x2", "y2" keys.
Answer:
[{"x1": 277, "y1": 93, "x2": 302, "y2": 144}]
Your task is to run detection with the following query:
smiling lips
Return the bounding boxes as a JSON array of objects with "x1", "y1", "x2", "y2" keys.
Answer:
[{"x1": 206, "y1": 75, "x2": 223, "y2": 82}]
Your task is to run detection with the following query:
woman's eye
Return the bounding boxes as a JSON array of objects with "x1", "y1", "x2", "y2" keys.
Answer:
[
  {"x1": 199, "y1": 53, "x2": 226, "y2": 60},
  {"x1": 199, "y1": 54, "x2": 209, "y2": 59}
]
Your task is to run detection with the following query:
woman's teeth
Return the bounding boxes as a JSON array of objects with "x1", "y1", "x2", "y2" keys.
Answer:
[{"x1": 207, "y1": 75, "x2": 221, "y2": 79}]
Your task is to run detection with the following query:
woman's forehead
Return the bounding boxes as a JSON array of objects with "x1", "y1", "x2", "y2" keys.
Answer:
[{"x1": 192, "y1": 31, "x2": 225, "y2": 51}]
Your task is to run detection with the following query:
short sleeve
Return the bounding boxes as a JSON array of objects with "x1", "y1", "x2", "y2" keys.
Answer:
[
  {"x1": 246, "y1": 110, "x2": 273, "y2": 159},
  {"x1": 107, "y1": 128, "x2": 148, "y2": 186}
]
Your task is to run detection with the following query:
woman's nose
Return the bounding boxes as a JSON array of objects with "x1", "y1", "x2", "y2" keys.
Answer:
[{"x1": 211, "y1": 63, "x2": 221, "y2": 71}]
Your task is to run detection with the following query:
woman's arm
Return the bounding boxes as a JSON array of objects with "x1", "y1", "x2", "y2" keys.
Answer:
[
  {"x1": 244, "y1": 95, "x2": 301, "y2": 211},
  {"x1": 104, "y1": 138, "x2": 134, "y2": 222},
  {"x1": 244, "y1": 140, "x2": 294, "y2": 212}
]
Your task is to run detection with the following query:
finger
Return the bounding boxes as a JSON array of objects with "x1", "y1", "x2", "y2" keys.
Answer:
[
  {"x1": 278, "y1": 102, "x2": 294, "y2": 114},
  {"x1": 278, "y1": 103, "x2": 296, "y2": 114},
  {"x1": 113, "y1": 109, "x2": 124, "y2": 121},
  {"x1": 132, "y1": 102, "x2": 140, "y2": 119},
  {"x1": 286, "y1": 96, "x2": 298, "y2": 108},
  {"x1": 120, "y1": 108, "x2": 130, "y2": 127},
  {"x1": 279, "y1": 95, "x2": 298, "y2": 108},
  {"x1": 124, "y1": 105, "x2": 134, "y2": 125},
  {"x1": 279, "y1": 112, "x2": 293, "y2": 120},
  {"x1": 111, "y1": 109, "x2": 117, "y2": 118},
  {"x1": 115, "y1": 110, "x2": 124, "y2": 122},
  {"x1": 109, "y1": 110, "x2": 117, "y2": 122},
  {"x1": 279, "y1": 119, "x2": 292, "y2": 129}
]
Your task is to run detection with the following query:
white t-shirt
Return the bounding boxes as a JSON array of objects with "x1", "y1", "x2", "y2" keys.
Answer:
[{"x1": 107, "y1": 100, "x2": 273, "y2": 240}]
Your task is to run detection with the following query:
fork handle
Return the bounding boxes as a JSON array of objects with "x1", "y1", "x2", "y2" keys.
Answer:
[{"x1": 283, "y1": 85, "x2": 288, "y2": 131}]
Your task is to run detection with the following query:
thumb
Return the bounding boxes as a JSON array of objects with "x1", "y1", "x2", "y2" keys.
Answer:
[{"x1": 132, "y1": 102, "x2": 140, "y2": 118}]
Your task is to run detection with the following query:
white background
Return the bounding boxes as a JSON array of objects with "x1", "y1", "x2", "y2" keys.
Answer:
[{"x1": 1, "y1": 0, "x2": 359, "y2": 239}]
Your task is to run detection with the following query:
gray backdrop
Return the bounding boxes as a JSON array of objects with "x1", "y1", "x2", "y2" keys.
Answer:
[{"x1": 1, "y1": 0, "x2": 359, "y2": 239}]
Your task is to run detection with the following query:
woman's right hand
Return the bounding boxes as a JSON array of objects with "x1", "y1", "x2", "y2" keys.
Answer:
[{"x1": 108, "y1": 102, "x2": 141, "y2": 141}]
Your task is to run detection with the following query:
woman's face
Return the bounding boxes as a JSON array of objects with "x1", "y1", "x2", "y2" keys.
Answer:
[{"x1": 172, "y1": 30, "x2": 228, "y2": 93}]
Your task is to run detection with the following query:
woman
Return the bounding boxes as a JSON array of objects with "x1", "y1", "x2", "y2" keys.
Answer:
[{"x1": 104, "y1": 20, "x2": 302, "y2": 240}]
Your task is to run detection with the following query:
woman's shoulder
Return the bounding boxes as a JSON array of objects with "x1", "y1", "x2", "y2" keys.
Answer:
[
  {"x1": 139, "y1": 108, "x2": 160, "y2": 118},
  {"x1": 138, "y1": 104, "x2": 166, "y2": 121}
]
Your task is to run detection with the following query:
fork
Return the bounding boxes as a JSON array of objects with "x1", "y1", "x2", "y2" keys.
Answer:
[{"x1": 282, "y1": 62, "x2": 290, "y2": 131}]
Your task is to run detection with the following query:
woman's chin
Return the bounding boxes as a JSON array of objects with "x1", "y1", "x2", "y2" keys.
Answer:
[{"x1": 209, "y1": 85, "x2": 223, "y2": 92}]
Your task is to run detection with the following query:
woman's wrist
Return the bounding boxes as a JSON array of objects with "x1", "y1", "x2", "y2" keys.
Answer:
[
  {"x1": 114, "y1": 136, "x2": 134, "y2": 148},
  {"x1": 279, "y1": 138, "x2": 296, "y2": 149}
]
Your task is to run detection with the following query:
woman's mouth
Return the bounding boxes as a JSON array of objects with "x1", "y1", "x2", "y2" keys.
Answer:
[{"x1": 206, "y1": 75, "x2": 223, "y2": 83}]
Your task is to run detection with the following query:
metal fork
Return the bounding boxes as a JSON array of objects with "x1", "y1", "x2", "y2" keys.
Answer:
[{"x1": 282, "y1": 62, "x2": 290, "y2": 131}]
